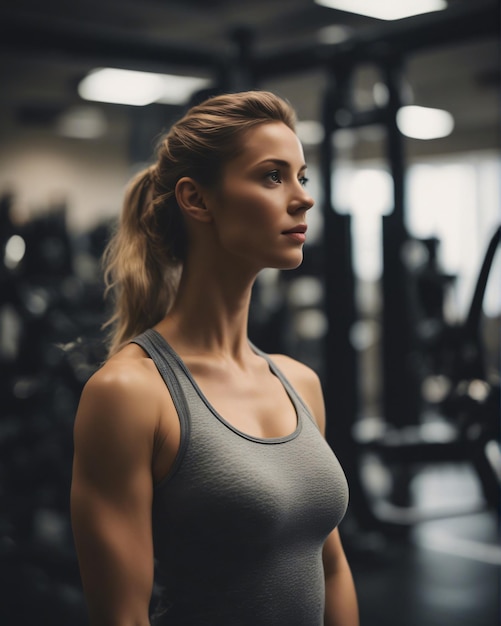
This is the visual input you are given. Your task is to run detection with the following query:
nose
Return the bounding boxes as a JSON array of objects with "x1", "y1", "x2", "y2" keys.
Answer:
[{"x1": 289, "y1": 182, "x2": 314, "y2": 214}]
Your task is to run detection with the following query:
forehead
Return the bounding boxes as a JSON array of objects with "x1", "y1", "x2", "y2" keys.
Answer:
[{"x1": 230, "y1": 122, "x2": 306, "y2": 171}]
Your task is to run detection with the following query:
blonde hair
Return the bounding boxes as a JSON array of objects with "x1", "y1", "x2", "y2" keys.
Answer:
[{"x1": 103, "y1": 90, "x2": 297, "y2": 356}]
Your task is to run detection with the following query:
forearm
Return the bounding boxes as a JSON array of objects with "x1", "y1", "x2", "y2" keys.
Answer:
[{"x1": 324, "y1": 559, "x2": 359, "y2": 626}]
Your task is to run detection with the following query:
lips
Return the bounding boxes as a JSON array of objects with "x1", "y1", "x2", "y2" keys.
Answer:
[{"x1": 282, "y1": 224, "x2": 307, "y2": 235}]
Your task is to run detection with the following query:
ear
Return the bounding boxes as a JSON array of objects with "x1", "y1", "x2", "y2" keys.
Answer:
[{"x1": 175, "y1": 177, "x2": 213, "y2": 223}]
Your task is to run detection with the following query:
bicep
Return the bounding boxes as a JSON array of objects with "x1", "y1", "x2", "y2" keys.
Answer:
[{"x1": 71, "y1": 372, "x2": 156, "y2": 625}]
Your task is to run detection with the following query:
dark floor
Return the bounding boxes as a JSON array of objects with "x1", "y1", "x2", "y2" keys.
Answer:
[{"x1": 344, "y1": 463, "x2": 500, "y2": 626}]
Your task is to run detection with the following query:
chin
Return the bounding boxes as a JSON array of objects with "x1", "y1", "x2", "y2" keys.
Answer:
[{"x1": 272, "y1": 253, "x2": 304, "y2": 271}]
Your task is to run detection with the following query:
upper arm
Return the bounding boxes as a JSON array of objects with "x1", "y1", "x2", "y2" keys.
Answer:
[{"x1": 71, "y1": 362, "x2": 158, "y2": 625}]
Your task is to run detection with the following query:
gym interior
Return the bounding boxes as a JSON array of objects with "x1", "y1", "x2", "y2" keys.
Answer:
[{"x1": 0, "y1": 1, "x2": 499, "y2": 624}]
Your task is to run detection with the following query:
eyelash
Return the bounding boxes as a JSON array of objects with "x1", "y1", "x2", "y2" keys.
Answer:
[
  {"x1": 266, "y1": 170, "x2": 309, "y2": 187},
  {"x1": 267, "y1": 170, "x2": 282, "y2": 184}
]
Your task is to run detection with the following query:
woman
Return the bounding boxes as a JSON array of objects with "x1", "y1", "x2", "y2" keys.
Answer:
[{"x1": 71, "y1": 90, "x2": 359, "y2": 626}]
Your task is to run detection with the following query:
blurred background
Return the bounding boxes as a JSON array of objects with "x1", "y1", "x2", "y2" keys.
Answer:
[{"x1": 0, "y1": 0, "x2": 499, "y2": 624}]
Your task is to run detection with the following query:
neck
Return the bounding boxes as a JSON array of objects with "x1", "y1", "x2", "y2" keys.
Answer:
[{"x1": 157, "y1": 253, "x2": 259, "y2": 360}]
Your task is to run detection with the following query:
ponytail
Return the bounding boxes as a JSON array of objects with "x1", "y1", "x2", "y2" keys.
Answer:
[{"x1": 102, "y1": 166, "x2": 181, "y2": 357}]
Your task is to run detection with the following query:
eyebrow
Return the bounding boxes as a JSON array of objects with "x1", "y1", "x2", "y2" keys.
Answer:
[{"x1": 257, "y1": 158, "x2": 307, "y2": 172}]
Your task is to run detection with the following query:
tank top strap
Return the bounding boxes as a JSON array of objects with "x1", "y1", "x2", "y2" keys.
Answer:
[
  {"x1": 248, "y1": 342, "x2": 318, "y2": 427},
  {"x1": 131, "y1": 328, "x2": 191, "y2": 472}
]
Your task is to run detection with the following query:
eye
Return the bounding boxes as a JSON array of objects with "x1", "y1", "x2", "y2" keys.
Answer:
[
  {"x1": 299, "y1": 176, "x2": 309, "y2": 187},
  {"x1": 266, "y1": 170, "x2": 282, "y2": 184}
]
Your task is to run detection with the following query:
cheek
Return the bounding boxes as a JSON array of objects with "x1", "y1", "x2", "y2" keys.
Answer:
[
  {"x1": 216, "y1": 209, "x2": 271, "y2": 258},
  {"x1": 210, "y1": 177, "x2": 286, "y2": 253},
  {"x1": 217, "y1": 188, "x2": 277, "y2": 230}
]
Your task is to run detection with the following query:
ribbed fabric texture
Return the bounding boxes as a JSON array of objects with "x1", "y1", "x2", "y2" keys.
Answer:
[{"x1": 132, "y1": 329, "x2": 349, "y2": 626}]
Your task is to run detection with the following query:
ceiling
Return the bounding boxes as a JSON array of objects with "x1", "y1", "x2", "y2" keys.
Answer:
[{"x1": 0, "y1": 0, "x2": 499, "y2": 161}]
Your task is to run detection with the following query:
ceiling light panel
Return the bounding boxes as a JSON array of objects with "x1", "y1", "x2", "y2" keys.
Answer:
[
  {"x1": 315, "y1": 0, "x2": 447, "y2": 21},
  {"x1": 78, "y1": 68, "x2": 211, "y2": 106}
]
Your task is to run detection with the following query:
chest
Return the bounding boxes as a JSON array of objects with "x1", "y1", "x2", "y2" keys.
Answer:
[
  {"x1": 154, "y1": 401, "x2": 349, "y2": 554},
  {"x1": 184, "y1": 361, "x2": 298, "y2": 439}
]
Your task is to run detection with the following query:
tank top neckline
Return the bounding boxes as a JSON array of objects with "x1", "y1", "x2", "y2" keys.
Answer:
[{"x1": 148, "y1": 328, "x2": 302, "y2": 445}]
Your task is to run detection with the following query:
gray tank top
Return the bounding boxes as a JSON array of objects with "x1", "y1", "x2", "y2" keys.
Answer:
[{"x1": 132, "y1": 329, "x2": 349, "y2": 626}]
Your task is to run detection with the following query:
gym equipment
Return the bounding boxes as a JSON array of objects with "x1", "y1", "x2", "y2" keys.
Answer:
[{"x1": 355, "y1": 226, "x2": 500, "y2": 522}]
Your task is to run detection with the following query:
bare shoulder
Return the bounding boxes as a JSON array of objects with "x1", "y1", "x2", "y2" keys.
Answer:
[
  {"x1": 269, "y1": 353, "x2": 320, "y2": 388},
  {"x1": 74, "y1": 343, "x2": 163, "y2": 460},
  {"x1": 269, "y1": 353, "x2": 326, "y2": 434},
  {"x1": 79, "y1": 343, "x2": 159, "y2": 418}
]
